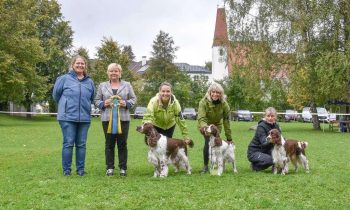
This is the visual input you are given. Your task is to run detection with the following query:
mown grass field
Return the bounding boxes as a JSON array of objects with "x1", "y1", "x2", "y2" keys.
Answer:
[{"x1": 1, "y1": 114, "x2": 350, "y2": 209}]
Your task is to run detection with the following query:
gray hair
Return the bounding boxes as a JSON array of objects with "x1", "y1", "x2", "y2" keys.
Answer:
[{"x1": 265, "y1": 107, "x2": 277, "y2": 116}]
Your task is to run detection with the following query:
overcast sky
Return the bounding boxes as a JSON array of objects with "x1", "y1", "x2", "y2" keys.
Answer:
[{"x1": 57, "y1": 0, "x2": 223, "y2": 66}]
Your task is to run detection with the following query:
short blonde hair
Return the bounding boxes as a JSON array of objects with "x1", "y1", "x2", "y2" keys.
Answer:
[
  {"x1": 70, "y1": 55, "x2": 88, "y2": 75},
  {"x1": 205, "y1": 82, "x2": 225, "y2": 101},
  {"x1": 107, "y1": 63, "x2": 122, "y2": 73}
]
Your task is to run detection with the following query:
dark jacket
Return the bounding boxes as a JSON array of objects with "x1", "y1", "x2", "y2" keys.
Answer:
[
  {"x1": 247, "y1": 120, "x2": 281, "y2": 155},
  {"x1": 53, "y1": 70, "x2": 95, "y2": 122}
]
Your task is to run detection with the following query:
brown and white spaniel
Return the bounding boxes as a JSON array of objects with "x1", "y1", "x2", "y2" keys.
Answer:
[
  {"x1": 267, "y1": 128, "x2": 310, "y2": 175},
  {"x1": 200, "y1": 124, "x2": 238, "y2": 176},
  {"x1": 136, "y1": 122, "x2": 194, "y2": 177}
]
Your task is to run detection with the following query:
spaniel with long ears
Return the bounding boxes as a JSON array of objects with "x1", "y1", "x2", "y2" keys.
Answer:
[
  {"x1": 136, "y1": 122, "x2": 193, "y2": 177},
  {"x1": 200, "y1": 124, "x2": 238, "y2": 176},
  {"x1": 268, "y1": 128, "x2": 309, "y2": 175}
]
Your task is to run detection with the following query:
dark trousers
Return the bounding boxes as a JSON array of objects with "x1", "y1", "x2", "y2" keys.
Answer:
[
  {"x1": 247, "y1": 151, "x2": 273, "y2": 171},
  {"x1": 154, "y1": 125, "x2": 176, "y2": 138},
  {"x1": 102, "y1": 121, "x2": 129, "y2": 170},
  {"x1": 203, "y1": 136, "x2": 210, "y2": 166}
]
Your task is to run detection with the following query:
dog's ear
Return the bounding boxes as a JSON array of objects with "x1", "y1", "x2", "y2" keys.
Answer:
[
  {"x1": 144, "y1": 136, "x2": 148, "y2": 145},
  {"x1": 214, "y1": 137, "x2": 222, "y2": 146},
  {"x1": 212, "y1": 126, "x2": 219, "y2": 137},
  {"x1": 199, "y1": 126, "x2": 207, "y2": 135}
]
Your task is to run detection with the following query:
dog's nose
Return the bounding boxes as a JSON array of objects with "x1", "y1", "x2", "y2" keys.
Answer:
[{"x1": 136, "y1": 126, "x2": 141, "y2": 131}]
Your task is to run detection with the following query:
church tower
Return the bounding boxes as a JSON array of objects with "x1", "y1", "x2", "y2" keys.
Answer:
[{"x1": 212, "y1": 6, "x2": 229, "y2": 81}]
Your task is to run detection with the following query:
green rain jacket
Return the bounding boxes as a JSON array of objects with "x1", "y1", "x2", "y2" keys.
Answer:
[
  {"x1": 143, "y1": 93, "x2": 189, "y2": 139},
  {"x1": 197, "y1": 97, "x2": 232, "y2": 140}
]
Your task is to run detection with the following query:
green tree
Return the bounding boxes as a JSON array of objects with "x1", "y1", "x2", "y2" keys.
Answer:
[
  {"x1": 122, "y1": 45, "x2": 135, "y2": 61},
  {"x1": 143, "y1": 31, "x2": 187, "y2": 94},
  {"x1": 93, "y1": 37, "x2": 132, "y2": 85},
  {"x1": 188, "y1": 75, "x2": 209, "y2": 108},
  {"x1": 0, "y1": 0, "x2": 47, "y2": 116},
  {"x1": 33, "y1": 0, "x2": 73, "y2": 113},
  {"x1": 205, "y1": 61, "x2": 212, "y2": 72}
]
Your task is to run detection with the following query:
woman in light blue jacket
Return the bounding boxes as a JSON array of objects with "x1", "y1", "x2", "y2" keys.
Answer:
[
  {"x1": 53, "y1": 55, "x2": 95, "y2": 176},
  {"x1": 94, "y1": 63, "x2": 136, "y2": 177}
]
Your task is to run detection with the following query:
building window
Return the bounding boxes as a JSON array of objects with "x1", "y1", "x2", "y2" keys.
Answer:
[{"x1": 219, "y1": 47, "x2": 225, "y2": 56}]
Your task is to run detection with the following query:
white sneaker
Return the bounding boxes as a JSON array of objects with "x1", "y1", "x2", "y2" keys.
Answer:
[
  {"x1": 106, "y1": 169, "x2": 114, "y2": 176},
  {"x1": 120, "y1": 169, "x2": 126, "y2": 177}
]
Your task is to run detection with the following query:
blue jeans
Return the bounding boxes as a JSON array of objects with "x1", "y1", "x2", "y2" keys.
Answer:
[{"x1": 59, "y1": 121, "x2": 90, "y2": 173}]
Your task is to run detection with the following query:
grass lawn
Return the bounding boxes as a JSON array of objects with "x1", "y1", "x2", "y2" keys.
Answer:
[{"x1": 0, "y1": 114, "x2": 349, "y2": 209}]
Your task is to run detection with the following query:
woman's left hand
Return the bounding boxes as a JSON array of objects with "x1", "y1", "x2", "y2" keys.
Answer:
[{"x1": 118, "y1": 100, "x2": 126, "y2": 107}]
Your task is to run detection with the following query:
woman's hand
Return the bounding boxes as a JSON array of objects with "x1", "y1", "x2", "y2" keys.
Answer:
[
  {"x1": 104, "y1": 99, "x2": 112, "y2": 108},
  {"x1": 118, "y1": 100, "x2": 126, "y2": 107}
]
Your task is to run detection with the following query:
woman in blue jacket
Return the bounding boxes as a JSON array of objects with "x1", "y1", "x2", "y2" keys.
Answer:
[{"x1": 53, "y1": 55, "x2": 95, "y2": 176}]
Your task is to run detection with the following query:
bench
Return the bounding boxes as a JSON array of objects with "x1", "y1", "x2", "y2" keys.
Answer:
[{"x1": 329, "y1": 120, "x2": 350, "y2": 132}]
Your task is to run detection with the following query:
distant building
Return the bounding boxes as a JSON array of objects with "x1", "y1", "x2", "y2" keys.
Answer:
[
  {"x1": 129, "y1": 56, "x2": 150, "y2": 75},
  {"x1": 128, "y1": 56, "x2": 211, "y2": 82},
  {"x1": 174, "y1": 63, "x2": 211, "y2": 82}
]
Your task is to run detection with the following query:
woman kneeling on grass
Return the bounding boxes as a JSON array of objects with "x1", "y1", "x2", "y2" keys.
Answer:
[{"x1": 247, "y1": 107, "x2": 281, "y2": 172}]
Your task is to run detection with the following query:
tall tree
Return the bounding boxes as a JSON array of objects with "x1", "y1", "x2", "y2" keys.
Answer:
[
  {"x1": 93, "y1": 37, "x2": 132, "y2": 85},
  {"x1": 0, "y1": 0, "x2": 47, "y2": 116},
  {"x1": 33, "y1": 0, "x2": 73, "y2": 113},
  {"x1": 143, "y1": 31, "x2": 187, "y2": 95},
  {"x1": 122, "y1": 45, "x2": 135, "y2": 61}
]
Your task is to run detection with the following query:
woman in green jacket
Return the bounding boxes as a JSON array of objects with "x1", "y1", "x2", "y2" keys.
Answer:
[
  {"x1": 142, "y1": 82, "x2": 190, "y2": 141},
  {"x1": 197, "y1": 83, "x2": 232, "y2": 173}
]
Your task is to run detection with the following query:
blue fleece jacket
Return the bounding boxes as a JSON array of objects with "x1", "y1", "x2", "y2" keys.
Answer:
[{"x1": 53, "y1": 70, "x2": 95, "y2": 122}]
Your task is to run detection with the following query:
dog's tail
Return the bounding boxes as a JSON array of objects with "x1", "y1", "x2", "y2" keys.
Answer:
[
  {"x1": 298, "y1": 141, "x2": 308, "y2": 149},
  {"x1": 296, "y1": 141, "x2": 308, "y2": 155},
  {"x1": 185, "y1": 139, "x2": 194, "y2": 148}
]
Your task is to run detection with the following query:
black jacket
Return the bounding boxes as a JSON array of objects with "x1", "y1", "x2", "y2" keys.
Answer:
[{"x1": 247, "y1": 120, "x2": 281, "y2": 155}]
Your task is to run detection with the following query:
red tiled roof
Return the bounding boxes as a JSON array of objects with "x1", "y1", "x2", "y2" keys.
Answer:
[{"x1": 213, "y1": 7, "x2": 228, "y2": 47}]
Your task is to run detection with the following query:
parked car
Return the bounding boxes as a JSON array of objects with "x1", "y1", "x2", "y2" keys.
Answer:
[
  {"x1": 284, "y1": 110, "x2": 299, "y2": 122},
  {"x1": 134, "y1": 106, "x2": 147, "y2": 119},
  {"x1": 317, "y1": 107, "x2": 329, "y2": 122},
  {"x1": 301, "y1": 107, "x2": 312, "y2": 122},
  {"x1": 301, "y1": 107, "x2": 330, "y2": 122},
  {"x1": 235, "y1": 110, "x2": 253, "y2": 121},
  {"x1": 182, "y1": 108, "x2": 197, "y2": 120}
]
